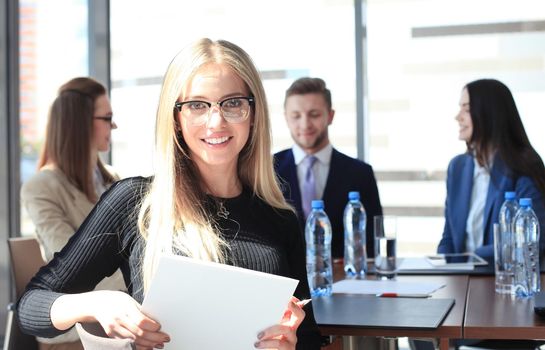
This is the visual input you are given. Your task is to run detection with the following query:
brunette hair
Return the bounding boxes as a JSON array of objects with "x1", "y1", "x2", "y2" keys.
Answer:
[
  {"x1": 38, "y1": 77, "x2": 115, "y2": 202},
  {"x1": 465, "y1": 78, "x2": 545, "y2": 196},
  {"x1": 284, "y1": 77, "x2": 332, "y2": 110}
]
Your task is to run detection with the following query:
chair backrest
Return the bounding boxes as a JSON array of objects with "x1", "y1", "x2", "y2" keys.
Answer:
[
  {"x1": 4, "y1": 237, "x2": 44, "y2": 350},
  {"x1": 7, "y1": 237, "x2": 46, "y2": 298}
]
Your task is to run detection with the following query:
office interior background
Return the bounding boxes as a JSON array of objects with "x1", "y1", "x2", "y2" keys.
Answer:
[{"x1": 1, "y1": 0, "x2": 544, "y2": 341}]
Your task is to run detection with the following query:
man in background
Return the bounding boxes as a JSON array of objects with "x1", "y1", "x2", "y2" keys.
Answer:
[{"x1": 274, "y1": 77, "x2": 382, "y2": 260}]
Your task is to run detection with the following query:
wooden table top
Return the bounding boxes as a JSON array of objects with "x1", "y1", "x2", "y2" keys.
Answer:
[
  {"x1": 464, "y1": 276, "x2": 545, "y2": 339},
  {"x1": 317, "y1": 262, "x2": 468, "y2": 339},
  {"x1": 318, "y1": 262, "x2": 545, "y2": 342}
]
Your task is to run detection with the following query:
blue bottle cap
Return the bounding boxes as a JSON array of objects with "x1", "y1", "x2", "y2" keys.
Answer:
[
  {"x1": 504, "y1": 191, "x2": 516, "y2": 200},
  {"x1": 348, "y1": 191, "x2": 360, "y2": 200},
  {"x1": 311, "y1": 200, "x2": 324, "y2": 209},
  {"x1": 519, "y1": 198, "x2": 532, "y2": 207}
]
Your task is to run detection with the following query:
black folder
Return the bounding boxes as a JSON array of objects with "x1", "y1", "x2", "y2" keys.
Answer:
[{"x1": 313, "y1": 294, "x2": 455, "y2": 329}]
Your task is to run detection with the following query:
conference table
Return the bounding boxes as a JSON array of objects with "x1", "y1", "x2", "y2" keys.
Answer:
[
  {"x1": 464, "y1": 276, "x2": 545, "y2": 340},
  {"x1": 313, "y1": 261, "x2": 545, "y2": 350}
]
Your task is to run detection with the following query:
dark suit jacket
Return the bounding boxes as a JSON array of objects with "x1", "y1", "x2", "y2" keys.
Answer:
[
  {"x1": 274, "y1": 147, "x2": 383, "y2": 259},
  {"x1": 438, "y1": 153, "x2": 545, "y2": 260}
]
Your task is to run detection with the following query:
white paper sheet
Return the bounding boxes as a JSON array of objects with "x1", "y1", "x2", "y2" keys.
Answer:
[
  {"x1": 141, "y1": 255, "x2": 298, "y2": 350},
  {"x1": 332, "y1": 279, "x2": 445, "y2": 295}
]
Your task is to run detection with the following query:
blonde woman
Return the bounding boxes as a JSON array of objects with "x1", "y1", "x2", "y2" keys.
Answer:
[
  {"x1": 18, "y1": 39, "x2": 321, "y2": 350},
  {"x1": 21, "y1": 77, "x2": 126, "y2": 350}
]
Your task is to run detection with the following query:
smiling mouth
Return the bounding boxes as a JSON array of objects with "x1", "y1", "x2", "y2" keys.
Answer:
[{"x1": 203, "y1": 136, "x2": 231, "y2": 145}]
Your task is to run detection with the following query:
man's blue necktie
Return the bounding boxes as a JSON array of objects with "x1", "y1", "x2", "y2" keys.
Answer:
[{"x1": 302, "y1": 155, "x2": 318, "y2": 219}]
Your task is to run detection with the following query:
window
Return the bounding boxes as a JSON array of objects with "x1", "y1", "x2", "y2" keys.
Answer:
[
  {"x1": 19, "y1": 0, "x2": 88, "y2": 235},
  {"x1": 367, "y1": 0, "x2": 545, "y2": 255},
  {"x1": 110, "y1": 0, "x2": 357, "y2": 177}
]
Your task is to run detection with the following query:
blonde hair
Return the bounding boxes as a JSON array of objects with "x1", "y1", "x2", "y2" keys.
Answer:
[{"x1": 138, "y1": 38, "x2": 291, "y2": 290}]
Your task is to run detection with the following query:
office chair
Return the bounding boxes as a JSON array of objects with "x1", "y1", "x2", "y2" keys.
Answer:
[
  {"x1": 8, "y1": 237, "x2": 46, "y2": 297},
  {"x1": 3, "y1": 237, "x2": 46, "y2": 350}
]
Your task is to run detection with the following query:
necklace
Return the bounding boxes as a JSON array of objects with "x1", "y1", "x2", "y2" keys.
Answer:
[
  {"x1": 217, "y1": 200, "x2": 230, "y2": 219},
  {"x1": 214, "y1": 198, "x2": 240, "y2": 243}
]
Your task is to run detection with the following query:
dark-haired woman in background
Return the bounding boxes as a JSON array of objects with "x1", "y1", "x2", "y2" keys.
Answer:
[
  {"x1": 21, "y1": 77, "x2": 126, "y2": 350},
  {"x1": 438, "y1": 78, "x2": 545, "y2": 260}
]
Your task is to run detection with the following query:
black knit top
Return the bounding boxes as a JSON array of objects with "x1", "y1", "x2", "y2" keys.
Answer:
[{"x1": 17, "y1": 177, "x2": 322, "y2": 349}]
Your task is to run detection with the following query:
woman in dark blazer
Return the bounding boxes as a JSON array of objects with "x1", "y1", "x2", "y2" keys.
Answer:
[{"x1": 438, "y1": 79, "x2": 545, "y2": 260}]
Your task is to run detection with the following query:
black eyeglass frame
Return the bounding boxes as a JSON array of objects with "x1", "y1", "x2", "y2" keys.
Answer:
[
  {"x1": 173, "y1": 96, "x2": 255, "y2": 113},
  {"x1": 93, "y1": 115, "x2": 114, "y2": 126}
]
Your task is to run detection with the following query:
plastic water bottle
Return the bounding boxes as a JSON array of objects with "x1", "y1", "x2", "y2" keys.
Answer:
[
  {"x1": 343, "y1": 191, "x2": 367, "y2": 277},
  {"x1": 513, "y1": 198, "x2": 540, "y2": 298},
  {"x1": 496, "y1": 191, "x2": 518, "y2": 293},
  {"x1": 499, "y1": 191, "x2": 518, "y2": 239},
  {"x1": 305, "y1": 200, "x2": 333, "y2": 297}
]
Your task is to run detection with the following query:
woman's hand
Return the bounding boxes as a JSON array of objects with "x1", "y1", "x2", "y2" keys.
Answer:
[
  {"x1": 51, "y1": 291, "x2": 170, "y2": 350},
  {"x1": 254, "y1": 296, "x2": 308, "y2": 349},
  {"x1": 91, "y1": 291, "x2": 170, "y2": 349}
]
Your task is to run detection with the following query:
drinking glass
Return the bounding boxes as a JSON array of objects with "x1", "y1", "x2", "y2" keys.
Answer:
[
  {"x1": 493, "y1": 223, "x2": 514, "y2": 294},
  {"x1": 374, "y1": 215, "x2": 397, "y2": 279}
]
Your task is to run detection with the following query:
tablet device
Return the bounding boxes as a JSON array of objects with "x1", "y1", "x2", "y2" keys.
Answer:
[{"x1": 425, "y1": 253, "x2": 488, "y2": 267}]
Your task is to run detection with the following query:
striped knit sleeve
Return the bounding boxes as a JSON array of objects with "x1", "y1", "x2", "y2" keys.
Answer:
[{"x1": 16, "y1": 177, "x2": 149, "y2": 338}]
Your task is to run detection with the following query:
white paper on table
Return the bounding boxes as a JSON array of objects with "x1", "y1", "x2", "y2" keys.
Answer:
[
  {"x1": 332, "y1": 279, "x2": 445, "y2": 295},
  {"x1": 141, "y1": 255, "x2": 298, "y2": 350},
  {"x1": 397, "y1": 257, "x2": 474, "y2": 271}
]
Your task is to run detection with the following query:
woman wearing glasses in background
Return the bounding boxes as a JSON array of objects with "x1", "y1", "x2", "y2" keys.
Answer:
[
  {"x1": 438, "y1": 78, "x2": 545, "y2": 260},
  {"x1": 18, "y1": 39, "x2": 321, "y2": 350},
  {"x1": 20, "y1": 77, "x2": 126, "y2": 350}
]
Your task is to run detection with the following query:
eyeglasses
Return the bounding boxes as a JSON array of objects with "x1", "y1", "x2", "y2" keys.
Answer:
[
  {"x1": 94, "y1": 115, "x2": 114, "y2": 125},
  {"x1": 174, "y1": 96, "x2": 254, "y2": 126}
]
